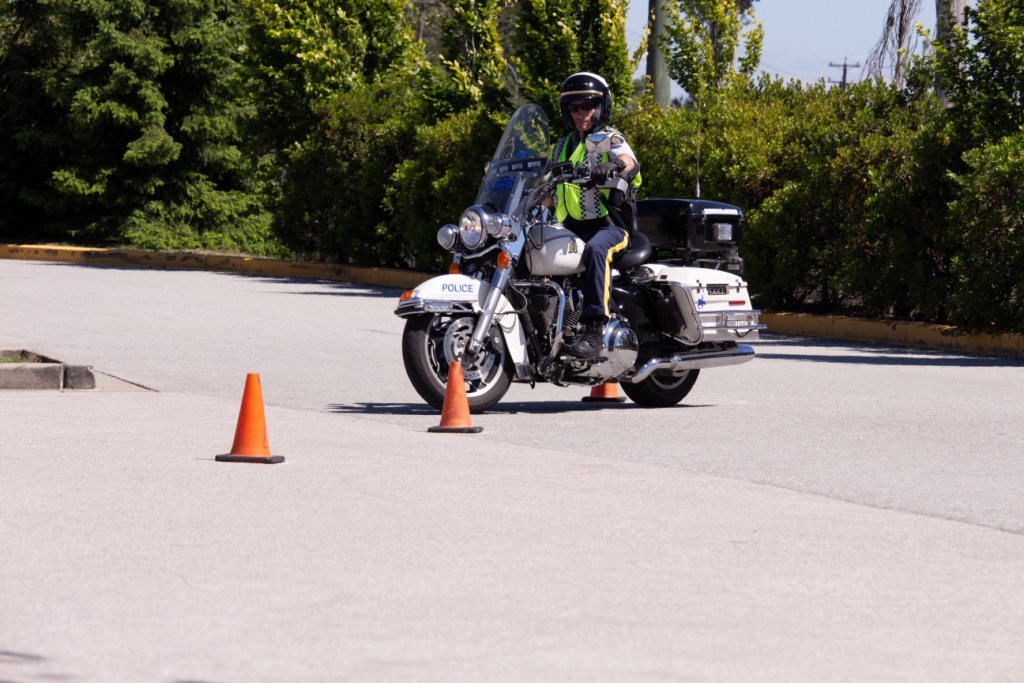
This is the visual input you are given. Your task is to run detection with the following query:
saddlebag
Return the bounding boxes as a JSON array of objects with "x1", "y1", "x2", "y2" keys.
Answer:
[{"x1": 648, "y1": 286, "x2": 686, "y2": 336}]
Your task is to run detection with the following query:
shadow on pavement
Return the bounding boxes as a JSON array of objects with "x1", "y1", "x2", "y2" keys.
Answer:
[
  {"x1": 755, "y1": 334, "x2": 1023, "y2": 367},
  {"x1": 325, "y1": 400, "x2": 705, "y2": 416},
  {"x1": 247, "y1": 276, "x2": 405, "y2": 298},
  {"x1": 754, "y1": 352, "x2": 1023, "y2": 367}
]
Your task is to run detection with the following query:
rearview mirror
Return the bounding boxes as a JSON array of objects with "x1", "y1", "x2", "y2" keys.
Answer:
[{"x1": 585, "y1": 132, "x2": 612, "y2": 155}]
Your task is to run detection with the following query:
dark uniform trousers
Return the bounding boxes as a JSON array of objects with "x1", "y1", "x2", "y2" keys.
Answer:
[{"x1": 564, "y1": 215, "x2": 630, "y2": 321}]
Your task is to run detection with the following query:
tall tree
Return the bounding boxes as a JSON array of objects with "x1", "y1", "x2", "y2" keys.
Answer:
[
  {"x1": 243, "y1": 0, "x2": 416, "y2": 154},
  {"x1": 865, "y1": 0, "x2": 923, "y2": 87},
  {"x1": 437, "y1": 0, "x2": 509, "y2": 108},
  {"x1": 934, "y1": 0, "x2": 1024, "y2": 144},
  {"x1": 0, "y1": 0, "x2": 258, "y2": 243},
  {"x1": 509, "y1": 0, "x2": 634, "y2": 120},
  {"x1": 647, "y1": 0, "x2": 757, "y2": 106},
  {"x1": 661, "y1": 0, "x2": 763, "y2": 99}
]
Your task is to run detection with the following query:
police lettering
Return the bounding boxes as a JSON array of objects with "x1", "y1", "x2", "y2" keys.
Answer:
[{"x1": 441, "y1": 283, "x2": 474, "y2": 294}]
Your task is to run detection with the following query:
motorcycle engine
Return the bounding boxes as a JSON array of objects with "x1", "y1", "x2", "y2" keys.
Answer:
[
  {"x1": 578, "y1": 319, "x2": 638, "y2": 379},
  {"x1": 528, "y1": 289, "x2": 581, "y2": 351}
]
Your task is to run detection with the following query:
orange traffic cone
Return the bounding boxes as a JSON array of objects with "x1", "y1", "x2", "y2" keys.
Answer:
[
  {"x1": 216, "y1": 373, "x2": 285, "y2": 463},
  {"x1": 428, "y1": 359, "x2": 483, "y2": 433},
  {"x1": 582, "y1": 381, "x2": 626, "y2": 403}
]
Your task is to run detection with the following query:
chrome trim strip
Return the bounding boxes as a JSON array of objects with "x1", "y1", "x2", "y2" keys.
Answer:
[
  {"x1": 696, "y1": 309, "x2": 767, "y2": 331},
  {"x1": 394, "y1": 298, "x2": 474, "y2": 318}
]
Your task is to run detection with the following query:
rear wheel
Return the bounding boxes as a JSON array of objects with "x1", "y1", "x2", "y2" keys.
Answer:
[
  {"x1": 621, "y1": 369, "x2": 700, "y2": 408},
  {"x1": 402, "y1": 314, "x2": 514, "y2": 413}
]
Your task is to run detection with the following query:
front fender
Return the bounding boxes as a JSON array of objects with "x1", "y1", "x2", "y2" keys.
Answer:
[{"x1": 395, "y1": 274, "x2": 527, "y2": 368}]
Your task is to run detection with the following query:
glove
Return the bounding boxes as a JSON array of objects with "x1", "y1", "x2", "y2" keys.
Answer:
[{"x1": 592, "y1": 159, "x2": 626, "y2": 184}]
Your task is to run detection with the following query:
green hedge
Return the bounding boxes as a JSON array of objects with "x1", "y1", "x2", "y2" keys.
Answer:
[{"x1": 615, "y1": 75, "x2": 1021, "y2": 334}]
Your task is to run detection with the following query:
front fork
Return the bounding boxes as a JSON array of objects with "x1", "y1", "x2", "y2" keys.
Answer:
[{"x1": 465, "y1": 266, "x2": 512, "y2": 359}]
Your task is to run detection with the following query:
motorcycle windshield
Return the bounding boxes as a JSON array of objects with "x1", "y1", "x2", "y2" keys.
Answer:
[{"x1": 475, "y1": 104, "x2": 550, "y2": 214}]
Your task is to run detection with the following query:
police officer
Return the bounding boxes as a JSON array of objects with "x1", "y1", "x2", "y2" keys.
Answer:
[{"x1": 549, "y1": 72, "x2": 641, "y2": 358}]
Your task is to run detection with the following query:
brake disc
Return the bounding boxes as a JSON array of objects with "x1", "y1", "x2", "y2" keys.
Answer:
[{"x1": 442, "y1": 318, "x2": 496, "y2": 382}]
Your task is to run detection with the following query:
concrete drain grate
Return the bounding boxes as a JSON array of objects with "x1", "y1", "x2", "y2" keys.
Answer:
[{"x1": 0, "y1": 349, "x2": 97, "y2": 390}]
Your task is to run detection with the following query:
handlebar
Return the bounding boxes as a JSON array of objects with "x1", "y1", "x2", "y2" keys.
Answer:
[{"x1": 515, "y1": 159, "x2": 625, "y2": 221}]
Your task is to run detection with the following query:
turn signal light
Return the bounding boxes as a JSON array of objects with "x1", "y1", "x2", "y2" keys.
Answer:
[
  {"x1": 496, "y1": 252, "x2": 509, "y2": 269},
  {"x1": 399, "y1": 290, "x2": 415, "y2": 300},
  {"x1": 449, "y1": 262, "x2": 460, "y2": 274}
]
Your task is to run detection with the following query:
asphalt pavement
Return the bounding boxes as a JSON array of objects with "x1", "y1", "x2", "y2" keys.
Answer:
[{"x1": 2, "y1": 258, "x2": 1022, "y2": 682}]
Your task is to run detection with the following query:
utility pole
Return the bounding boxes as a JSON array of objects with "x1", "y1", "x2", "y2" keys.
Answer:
[
  {"x1": 829, "y1": 58, "x2": 861, "y2": 90},
  {"x1": 935, "y1": 0, "x2": 968, "y2": 43},
  {"x1": 935, "y1": 0, "x2": 968, "y2": 106},
  {"x1": 646, "y1": 0, "x2": 671, "y2": 108}
]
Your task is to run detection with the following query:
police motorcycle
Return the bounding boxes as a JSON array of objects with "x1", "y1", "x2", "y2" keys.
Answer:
[{"x1": 395, "y1": 104, "x2": 764, "y2": 413}]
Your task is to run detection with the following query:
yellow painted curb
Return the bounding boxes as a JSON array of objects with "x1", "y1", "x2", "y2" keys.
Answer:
[
  {"x1": 1, "y1": 244, "x2": 434, "y2": 291},
  {"x1": 761, "y1": 312, "x2": 1024, "y2": 360}
]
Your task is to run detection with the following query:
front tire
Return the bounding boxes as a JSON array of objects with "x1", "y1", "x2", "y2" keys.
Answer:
[
  {"x1": 621, "y1": 369, "x2": 700, "y2": 408},
  {"x1": 402, "y1": 314, "x2": 514, "y2": 414}
]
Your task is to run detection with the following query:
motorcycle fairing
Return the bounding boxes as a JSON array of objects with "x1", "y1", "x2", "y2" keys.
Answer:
[
  {"x1": 394, "y1": 274, "x2": 528, "y2": 366},
  {"x1": 477, "y1": 104, "x2": 550, "y2": 215}
]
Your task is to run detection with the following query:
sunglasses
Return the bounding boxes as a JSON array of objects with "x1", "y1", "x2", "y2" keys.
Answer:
[{"x1": 568, "y1": 101, "x2": 597, "y2": 114}]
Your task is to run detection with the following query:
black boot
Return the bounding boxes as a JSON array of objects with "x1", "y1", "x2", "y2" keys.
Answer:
[{"x1": 568, "y1": 318, "x2": 606, "y2": 358}]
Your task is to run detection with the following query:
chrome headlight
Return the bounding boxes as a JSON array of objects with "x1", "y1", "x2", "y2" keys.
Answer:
[
  {"x1": 437, "y1": 223, "x2": 459, "y2": 251},
  {"x1": 458, "y1": 207, "x2": 486, "y2": 250},
  {"x1": 485, "y1": 212, "x2": 512, "y2": 239}
]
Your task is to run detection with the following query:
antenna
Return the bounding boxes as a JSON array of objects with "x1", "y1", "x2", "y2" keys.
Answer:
[{"x1": 695, "y1": 93, "x2": 701, "y2": 199}]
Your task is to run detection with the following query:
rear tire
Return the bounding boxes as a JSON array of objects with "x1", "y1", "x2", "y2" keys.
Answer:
[
  {"x1": 402, "y1": 314, "x2": 514, "y2": 414},
  {"x1": 621, "y1": 369, "x2": 700, "y2": 408}
]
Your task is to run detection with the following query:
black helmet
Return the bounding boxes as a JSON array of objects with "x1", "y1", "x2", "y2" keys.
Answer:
[{"x1": 558, "y1": 72, "x2": 612, "y2": 131}]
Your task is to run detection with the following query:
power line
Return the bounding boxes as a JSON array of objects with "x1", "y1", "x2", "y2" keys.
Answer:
[{"x1": 828, "y1": 57, "x2": 861, "y2": 90}]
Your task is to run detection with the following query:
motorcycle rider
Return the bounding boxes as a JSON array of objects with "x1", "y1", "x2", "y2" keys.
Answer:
[{"x1": 547, "y1": 72, "x2": 642, "y2": 358}]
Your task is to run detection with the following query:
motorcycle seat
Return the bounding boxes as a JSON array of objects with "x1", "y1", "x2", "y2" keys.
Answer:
[{"x1": 614, "y1": 231, "x2": 651, "y2": 270}]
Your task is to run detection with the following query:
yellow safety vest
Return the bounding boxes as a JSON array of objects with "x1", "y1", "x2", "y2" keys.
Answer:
[{"x1": 553, "y1": 128, "x2": 642, "y2": 223}]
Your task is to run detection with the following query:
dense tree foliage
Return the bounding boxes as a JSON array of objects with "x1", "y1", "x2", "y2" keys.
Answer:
[
  {"x1": 662, "y1": 0, "x2": 764, "y2": 98},
  {"x1": 510, "y1": 0, "x2": 634, "y2": 118},
  {"x1": 436, "y1": 0, "x2": 508, "y2": 110},
  {"x1": 0, "y1": 0, "x2": 282, "y2": 254},
  {"x1": 0, "y1": 0, "x2": 1020, "y2": 332},
  {"x1": 621, "y1": 0, "x2": 1022, "y2": 333},
  {"x1": 242, "y1": 0, "x2": 416, "y2": 154},
  {"x1": 934, "y1": 0, "x2": 1024, "y2": 331}
]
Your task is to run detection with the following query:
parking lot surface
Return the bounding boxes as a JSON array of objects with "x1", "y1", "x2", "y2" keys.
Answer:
[{"x1": 2, "y1": 259, "x2": 1022, "y2": 682}]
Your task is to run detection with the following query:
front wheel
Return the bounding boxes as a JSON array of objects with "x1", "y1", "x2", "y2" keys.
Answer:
[
  {"x1": 621, "y1": 369, "x2": 700, "y2": 408},
  {"x1": 402, "y1": 314, "x2": 514, "y2": 414}
]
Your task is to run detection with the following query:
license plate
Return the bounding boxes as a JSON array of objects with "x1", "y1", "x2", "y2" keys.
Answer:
[{"x1": 723, "y1": 312, "x2": 757, "y2": 327}]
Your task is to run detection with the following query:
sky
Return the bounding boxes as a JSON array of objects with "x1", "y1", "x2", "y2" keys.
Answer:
[{"x1": 625, "y1": 0, "x2": 940, "y2": 98}]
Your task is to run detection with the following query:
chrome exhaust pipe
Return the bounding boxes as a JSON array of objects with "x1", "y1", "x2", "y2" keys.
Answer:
[{"x1": 629, "y1": 344, "x2": 755, "y2": 383}]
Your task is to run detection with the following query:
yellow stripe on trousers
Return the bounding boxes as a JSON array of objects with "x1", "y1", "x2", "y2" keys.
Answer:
[{"x1": 602, "y1": 232, "x2": 631, "y2": 318}]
